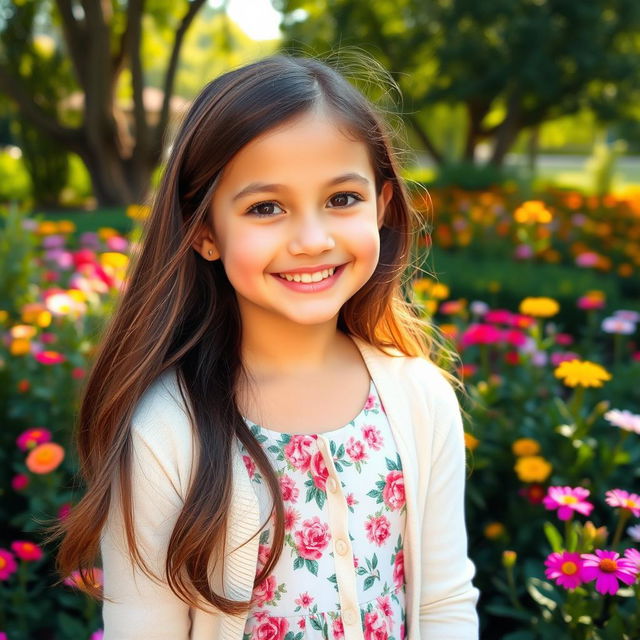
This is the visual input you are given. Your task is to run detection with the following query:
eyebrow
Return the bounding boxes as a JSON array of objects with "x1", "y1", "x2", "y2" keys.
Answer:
[{"x1": 231, "y1": 172, "x2": 371, "y2": 202}]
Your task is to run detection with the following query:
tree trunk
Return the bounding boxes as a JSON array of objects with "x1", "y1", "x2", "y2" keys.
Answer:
[
  {"x1": 488, "y1": 92, "x2": 522, "y2": 167},
  {"x1": 463, "y1": 101, "x2": 490, "y2": 163}
]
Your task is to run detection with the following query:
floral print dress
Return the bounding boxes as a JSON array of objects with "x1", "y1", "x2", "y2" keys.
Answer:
[{"x1": 237, "y1": 379, "x2": 407, "y2": 640}]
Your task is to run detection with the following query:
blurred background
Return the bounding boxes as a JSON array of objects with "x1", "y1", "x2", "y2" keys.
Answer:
[{"x1": 1, "y1": 1, "x2": 639, "y2": 639}]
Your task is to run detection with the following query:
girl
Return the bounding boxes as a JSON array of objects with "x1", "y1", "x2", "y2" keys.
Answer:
[{"x1": 52, "y1": 54, "x2": 479, "y2": 639}]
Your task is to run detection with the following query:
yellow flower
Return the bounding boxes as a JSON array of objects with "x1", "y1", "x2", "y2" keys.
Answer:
[
  {"x1": 0, "y1": 310, "x2": 8, "y2": 323},
  {"x1": 412, "y1": 278, "x2": 433, "y2": 294},
  {"x1": 512, "y1": 438, "x2": 540, "y2": 457},
  {"x1": 464, "y1": 432, "x2": 480, "y2": 450},
  {"x1": 10, "y1": 325, "x2": 37, "y2": 339},
  {"x1": 439, "y1": 323, "x2": 459, "y2": 340},
  {"x1": 10, "y1": 338, "x2": 31, "y2": 355},
  {"x1": 519, "y1": 297, "x2": 560, "y2": 318},
  {"x1": 56, "y1": 220, "x2": 76, "y2": 234},
  {"x1": 430, "y1": 283, "x2": 450, "y2": 300},
  {"x1": 502, "y1": 550, "x2": 517, "y2": 568},
  {"x1": 126, "y1": 204, "x2": 151, "y2": 221},
  {"x1": 484, "y1": 522, "x2": 505, "y2": 539},
  {"x1": 98, "y1": 227, "x2": 119, "y2": 240},
  {"x1": 554, "y1": 359, "x2": 612, "y2": 388},
  {"x1": 100, "y1": 252, "x2": 129, "y2": 270},
  {"x1": 513, "y1": 200, "x2": 552, "y2": 224},
  {"x1": 37, "y1": 221, "x2": 58, "y2": 235},
  {"x1": 514, "y1": 456, "x2": 552, "y2": 482}
]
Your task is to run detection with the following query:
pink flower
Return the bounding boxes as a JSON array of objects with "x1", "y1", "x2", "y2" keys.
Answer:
[
  {"x1": 605, "y1": 489, "x2": 640, "y2": 517},
  {"x1": 543, "y1": 486, "x2": 594, "y2": 521},
  {"x1": 551, "y1": 351, "x2": 581, "y2": 366},
  {"x1": 309, "y1": 451, "x2": 328, "y2": 491},
  {"x1": 63, "y1": 567, "x2": 103, "y2": 590},
  {"x1": 576, "y1": 252, "x2": 600, "y2": 268},
  {"x1": 11, "y1": 540, "x2": 43, "y2": 562},
  {"x1": 376, "y1": 594, "x2": 393, "y2": 618},
  {"x1": 0, "y1": 549, "x2": 18, "y2": 580},
  {"x1": 382, "y1": 471, "x2": 406, "y2": 511},
  {"x1": 365, "y1": 515, "x2": 391, "y2": 546},
  {"x1": 364, "y1": 394, "x2": 377, "y2": 411},
  {"x1": 624, "y1": 548, "x2": 640, "y2": 572},
  {"x1": 604, "y1": 409, "x2": 640, "y2": 434},
  {"x1": 503, "y1": 329, "x2": 528, "y2": 347},
  {"x1": 284, "y1": 507, "x2": 299, "y2": 532},
  {"x1": 294, "y1": 517, "x2": 330, "y2": 560},
  {"x1": 460, "y1": 323, "x2": 502, "y2": 347},
  {"x1": 90, "y1": 631, "x2": 104, "y2": 640},
  {"x1": 544, "y1": 551, "x2": 584, "y2": 589},
  {"x1": 361, "y1": 424, "x2": 384, "y2": 450},
  {"x1": 16, "y1": 427, "x2": 52, "y2": 451},
  {"x1": 283, "y1": 435, "x2": 315, "y2": 472},
  {"x1": 484, "y1": 309, "x2": 514, "y2": 325},
  {"x1": 555, "y1": 333, "x2": 574, "y2": 346},
  {"x1": 346, "y1": 493, "x2": 357, "y2": 507},
  {"x1": 251, "y1": 574, "x2": 277, "y2": 606},
  {"x1": 251, "y1": 614, "x2": 288, "y2": 640},
  {"x1": 393, "y1": 550, "x2": 405, "y2": 589},
  {"x1": 346, "y1": 436, "x2": 367, "y2": 462},
  {"x1": 11, "y1": 474, "x2": 29, "y2": 491},
  {"x1": 34, "y1": 350, "x2": 66, "y2": 365},
  {"x1": 577, "y1": 294, "x2": 605, "y2": 309},
  {"x1": 58, "y1": 503, "x2": 72, "y2": 520},
  {"x1": 580, "y1": 550, "x2": 638, "y2": 595},
  {"x1": 242, "y1": 455, "x2": 256, "y2": 478},
  {"x1": 279, "y1": 475, "x2": 299, "y2": 502},
  {"x1": 614, "y1": 310, "x2": 640, "y2": 323},
  {"x1": 257, "y1": 544, "x2": 271, "y2": 568},
  {"x1": 294, "y1": 592, "x2": 314, "y2": 608},
  {"x1": 332, "y1": 617, "x2": 345, "y2": 639},
  {"x1": 364, "y1": 610, "x2": 388, "y2": 640}
]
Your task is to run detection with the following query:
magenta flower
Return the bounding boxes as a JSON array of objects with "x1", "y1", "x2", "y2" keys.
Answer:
[
  {"x1": 624, "y1": 548, "x2": 640, "y2": 572},
  {"x1": 580, "y1": 550, "x2": 638, "y2": 595},
  {"x1": 16, "y1": 427, "x2": 52, "y2": 451},
  {"x1": 543, "y1": 486, "x2": 594, "y2": 521},
  {"x1": 0, "y1": 549, "x2": 18, "y2": 580},
  {"x1": 484, "y1": 309, "x2": 514, "y2": 325},
  {"x1": 544, "y1": 551, "x2": 584, "y2": 589},
  {"x1": 605, "y1": 489, "x2": 640, "y2": 517},
  {"x1": 460, "y1": 323, "x2": 503, "y2": 347}
]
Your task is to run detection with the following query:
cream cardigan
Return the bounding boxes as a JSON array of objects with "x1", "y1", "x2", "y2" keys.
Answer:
[{"x1": 100, "y1": 336, "x2": 480, "y2": 639}]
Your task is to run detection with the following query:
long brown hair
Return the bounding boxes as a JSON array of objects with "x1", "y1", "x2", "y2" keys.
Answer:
[{"x1": 46, "y1": 53, "x2": 459, "y2": 614}]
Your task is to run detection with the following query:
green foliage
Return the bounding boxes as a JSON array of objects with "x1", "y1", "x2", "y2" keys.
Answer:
[{"x1": 0, "y1": 150, "x2": 31, "y2": 203}]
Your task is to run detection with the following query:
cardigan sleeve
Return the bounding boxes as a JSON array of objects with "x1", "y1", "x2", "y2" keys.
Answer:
[
  {"x1": 419, "y1": 369, "x2": 480, "y2": 638},
  {"x1": 100, "y1": 407, "x2": 196, "y2": 639}
]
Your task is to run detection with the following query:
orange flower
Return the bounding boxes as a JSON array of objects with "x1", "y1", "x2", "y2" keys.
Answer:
[{"x1": 26, "y1": 442, "x2": 65, "y2": 474}]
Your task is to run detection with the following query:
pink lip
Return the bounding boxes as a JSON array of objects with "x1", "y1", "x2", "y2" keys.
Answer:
[
  {"x1": 272, "y1": 263, "x2": 342, "y2": 275},
  {"x1": 272, "y1": 263, "x2": 346, "y2": 293}
]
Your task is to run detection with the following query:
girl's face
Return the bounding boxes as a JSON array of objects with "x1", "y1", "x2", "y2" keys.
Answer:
[{"x1": 193, "y1": 109, "x2": 393, "y2": 329}]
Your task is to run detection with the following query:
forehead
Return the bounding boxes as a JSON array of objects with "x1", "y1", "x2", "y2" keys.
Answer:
[{"x1": 216, "y1": 111, "x2": 374, "y2": 189}]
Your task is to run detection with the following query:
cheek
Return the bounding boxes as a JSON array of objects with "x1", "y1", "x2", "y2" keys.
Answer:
[
  {"x1": 345, "y1": 217, "x2": 380, "y2": 267},
  {"x1": 221, "y1": 226, "x2": 275, "y2": 287}
]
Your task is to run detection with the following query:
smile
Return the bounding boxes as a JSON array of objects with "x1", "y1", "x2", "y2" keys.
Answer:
[
  {"x1": 277, "y1": 267, "x2": 336, "y2": 283},
  {"x1": 272, "y1": 264, "x2": 346, "y2": 292}
]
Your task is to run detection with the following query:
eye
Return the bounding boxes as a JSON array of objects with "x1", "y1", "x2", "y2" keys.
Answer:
[
  {"x1": 246, "y1": 201, "x2": 284, "y2": 217},
  {"x1": 328, "y1": 192, "x2": 364, "y2": 208}
]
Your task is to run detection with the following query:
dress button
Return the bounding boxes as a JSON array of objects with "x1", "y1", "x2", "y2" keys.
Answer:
[
  {"x1": 343, "y1": 608, "x2": 358, "y2": 625},
  {"x1": 327, "y1": 477, "x2": 338, "y2": 493},
  {"x1": 335, "y1": 538, "x2": 348, "y2": 556}
]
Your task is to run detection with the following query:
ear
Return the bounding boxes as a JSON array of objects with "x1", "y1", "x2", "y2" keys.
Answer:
[
  {"x1": 191, "y1": 223, "x2": 220, "y2": 261},
  {"x1": 376, "y1": 181, "x2": 394, "y2": 230}
]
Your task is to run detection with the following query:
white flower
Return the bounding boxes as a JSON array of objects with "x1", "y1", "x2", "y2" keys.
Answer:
[
  {"x1": 627, "y1": 524, "x2": 640, "y2": 542},
  {"x1": 470, "y1": 300, "x2": 489, "y2": 317},
  {"x1": 613, "y1": 309, "x2": 640, "y2": 324},
  {"x1": 601, "y1": 316, "x2": 636, "y2": 335},
  {"x1": 604, "y1": 409, "x2": 640, "y2": 434}
]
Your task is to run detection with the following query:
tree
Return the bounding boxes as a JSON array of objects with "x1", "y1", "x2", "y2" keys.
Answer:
[
  {"x1": 0, "y1": 0, "x2": 208, "y2": 206},
  {"x1": 274, "y1": 0, "x2": 640, "y2": 167}
]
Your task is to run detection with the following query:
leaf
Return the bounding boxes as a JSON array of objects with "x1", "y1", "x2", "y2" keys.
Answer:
[
  {"x1": 336, "y1": 444, "x2": 345, "y2": 458},
  {"x1": 316, "y1": 490, "x2": 326, "y2": 509},
  {"x1": 293, "y1": 556, "x2": 304, "y2": 570},
  {"x1": 363, "y1": 575, "x2": 376, "y2": 590},
  {"x1": 335, "y1": 462, "x2": 343, "y2": 472},
  {"x1": 543, "y1": 522, "x2": 563, "y2": 553},
  {"x1": 330, "y1": 440, "x2": 336, "y2": 455},
  {"x1": 372, "y1": 553, "x2": 378, "y2": 569},
  {"x1": 526, "y1": 577, "x2": 560, "y2": 610},
  {"x1": 305, "y1": 558, "x2": 318, "y2": 576},
  {"x1": 267, "y1": 445, "x2": 280, "y2": 454},
  {"x1": 386, "y1": 457, "x2": 397, "y2": 471},
  {"x1": 367, "y1": 489, "x2": 379, "y2": 498}
]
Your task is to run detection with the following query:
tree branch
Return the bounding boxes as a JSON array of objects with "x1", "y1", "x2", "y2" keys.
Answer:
[
  {"x1": 154, "y1": 0, "x2": 207, "y2": 153},
  {"x1": 0, "y1": 66, "x2": 83, "y2": 152},
  {"x1": 125, "y1": 0, "x2": 148, "y2": 158},
  {"x1": 54, "y1": 0, "x2": 88, "y2": 88},
  {"x1": 405, "y1": 112, "x2": 444, "y2": 165}
]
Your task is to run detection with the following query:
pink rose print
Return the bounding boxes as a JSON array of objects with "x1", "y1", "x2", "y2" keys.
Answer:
[
  {"x1": 346, "y1": 436, "x2": 368, "y2": 462},
  {"x1": 243, "y1": 455, "x2": 256, "y2": 478},
  {"x1": 294, "y1": 516, "x2": 331, "y2": 560},
  {"x1": 298, "y1": 618, "x2": 306, "y2": 630},
  {"x1": 279, "y1": 474, "x2": 299, "y2": 502},
  {"x1": 365, "y1": 514, "x2": 391, "y2": 546},
  {"x1": 362, "y1": 424, "x2": 384, "y2": 450},
  {"x1": 353, "y1": 555, "x2": 359, "y2": 568},
  {"x1": 400, "y1": 623, "x2": 405, "y2": 639},
  {"x1": 376, "y1": 595, "x2": 393, "y2": 619},
  {"x1": 294, "y1": 591, "x2": 314, "y2": 608},
  {"x1": 284, "y1": 507, "x2": 300, "y2": 531},
  {"x1": 251, "y1": 574, "x2": 277, "y2": 606},
  {"x1": 332, "y1": 617, "x2": 345, "y2": 639},
  {"x1": 257, "y1": 544, "x2": 271, "y2": 569},
  {"x1": 364, "y1": 394, "x2": 376, "y2": 411},
  {"x1": 310, "y1": 451, "x2": 329, "y2": 491},
  {"x1": 364, "y1": 610, "x2": 389, "y2": 640},
  {"x1": 393, "y1": 550, "x2": 405, "y2": 589},
  {"x1": 283, "y1": 435, "x2": 315, "y2": 472},
  {"x1": 382, "y1": 470, "x2": 406, "y2": 511},
  {"x1": 251, "y1": 614, "x2": 289, "y2": 640},
  {"x1": 346, "y1": 493, "x2": 358, "y2": 507}
]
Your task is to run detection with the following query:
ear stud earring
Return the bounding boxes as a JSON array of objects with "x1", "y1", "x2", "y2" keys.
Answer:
[{"x1": 207, "y1": 250, "x2": 212, "y2": 256}]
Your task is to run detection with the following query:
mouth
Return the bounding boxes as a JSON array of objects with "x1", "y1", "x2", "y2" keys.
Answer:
[
  {"x1": 271, "y1": 263, "x2": 347, "y2": 291},
  {"x1": 276, "y1": 266, "x2": 337, "y2": 283}
]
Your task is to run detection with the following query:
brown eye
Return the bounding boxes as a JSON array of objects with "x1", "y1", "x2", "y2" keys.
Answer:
[
  {"x1": 328, "y1": 192, "x2": 363, "y2": 208},
  {"x1": 247, "y1": 201, "x2": 283, "y2": 217}
]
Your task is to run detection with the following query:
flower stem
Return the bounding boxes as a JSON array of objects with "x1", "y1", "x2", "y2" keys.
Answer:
[
  {"x1": 611, "y1": 509, "x2": 631, "y2": 548},
  {"x1": 505, "y1": 565, "x2": 524, "y2": 611}
]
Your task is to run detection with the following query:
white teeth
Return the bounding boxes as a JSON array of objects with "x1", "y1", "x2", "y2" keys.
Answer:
[{"x1": 278, "y1": 267, "x2": 336, "y2": 282}]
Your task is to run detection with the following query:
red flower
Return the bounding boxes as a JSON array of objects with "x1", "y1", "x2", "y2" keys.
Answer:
[
  {"x1": 284, "y1": 435, "x2": 315, "y2": 472},
  {"x1": 382, "y1": 471, "x2": 405, "y2": 511},
  {"x1": 251, "y1": 614, "x2": 289, "y2": 640},
  {"x1": 364, "y1": 610, "x2": 389, "y2": 640},
  {"x1": 346, "y1": 436, "x2": 367, "y2": 462},
  {"x1": 309, "y1": 451, "x2": 328, "y2": 491},
  {"x1": 279, "y1": 474, "x2": 299, "y2": 502},
  {"x1": 242, "y1": 455, "x2": 256, "y2": 478},
  {"x1": 361, "y1": 425, "x2": 384, "y2": 450},
  {"x1": 365, "y1": 515, "x2": 391, "y2": 546},
  {"x1": 393, "y1": 550, "x2": 405, "y2": 589},
  {"x1": 11, "y1": 474, "x2": 29, "y2": 491},
  {"x1": 294, "y1": 516, "x2": 331, "y2": 560},
  {"x1": 284, "y1": 507, "x2": 299, "y2": 531},
  {"x1": 251, "y1": 574, "x2": 277, "y2": 607}
]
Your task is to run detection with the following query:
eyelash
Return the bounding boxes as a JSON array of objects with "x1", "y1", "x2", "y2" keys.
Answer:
[{"x1": 246, "y1": 192, "x2": 364, "y2": 217}]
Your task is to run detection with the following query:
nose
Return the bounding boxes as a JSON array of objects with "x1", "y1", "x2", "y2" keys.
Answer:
[{"x1": 288, "y1": 210, "x2": 336, "y2": 255}]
